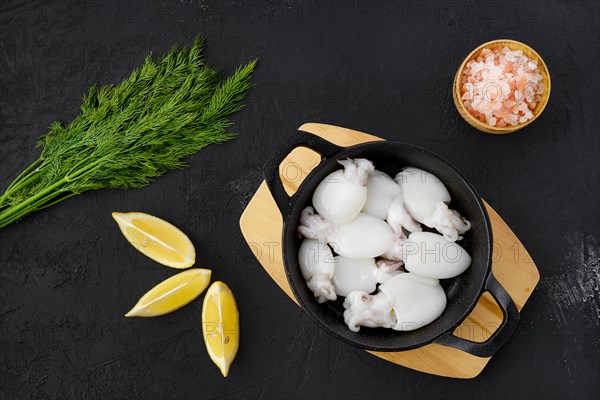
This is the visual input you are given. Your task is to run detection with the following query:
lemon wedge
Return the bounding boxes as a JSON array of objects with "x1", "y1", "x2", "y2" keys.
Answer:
[
  {"x1": 112, "y1": 212, "x2": 195, "y2": 269},
  {"x1": 202, "y1": 281, "x2": 239, "y2": 377},
  {"x1": 125, "y1": 268, "x2": 211, "y2": 317}
]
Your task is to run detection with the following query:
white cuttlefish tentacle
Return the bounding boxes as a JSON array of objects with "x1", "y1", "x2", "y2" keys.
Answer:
[
  {"x1": 297, "y1": 206, "x2": 335, "y2": 243},
  {"x1": 386, "y1": 195, "x2": 422, "y2": 235},
  {"x1": 423, "y1": 201, "x2": 472, "y2": 242},
  {"x1": 338, "y1": 158, "x2": 374, "y2": 186},
  {"x1": 343, "y1": 290, "x2": 397, "y2": 332},
  {"x1": 307, "y1": 275, "x2": 336, "y2": 303},
  {"x1": 381, "y1": 231, "x2": 407, "y2": 262},
  {"x1": 376, "y1": 258, "x2": 404, "y2": 275},
  {"x1": 298, "y1": 239, "x2": 337, "y2": 303}
]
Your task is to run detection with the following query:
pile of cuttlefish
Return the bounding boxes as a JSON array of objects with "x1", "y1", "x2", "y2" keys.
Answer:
[{"x1": 297, "y1": 159, "x2": 472, "y2": 332}]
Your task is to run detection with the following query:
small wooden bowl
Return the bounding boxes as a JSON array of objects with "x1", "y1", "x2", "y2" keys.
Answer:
[{"x1": 453, "y1": 39, "x2": 551, "y2": 134}]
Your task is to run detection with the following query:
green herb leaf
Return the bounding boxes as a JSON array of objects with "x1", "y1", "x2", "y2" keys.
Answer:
[{"x1": 0, "y1": 36, "x2": 257, "y2": 228}]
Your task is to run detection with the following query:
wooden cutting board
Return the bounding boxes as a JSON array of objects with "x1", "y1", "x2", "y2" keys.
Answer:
[{"x1": 239, "y1": 123, "x2": 540, "y2": 378}]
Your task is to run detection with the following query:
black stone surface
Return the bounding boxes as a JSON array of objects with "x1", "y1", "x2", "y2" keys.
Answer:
[{"x1": 1, "y1": 1, "x2": 598, "y2": 399}]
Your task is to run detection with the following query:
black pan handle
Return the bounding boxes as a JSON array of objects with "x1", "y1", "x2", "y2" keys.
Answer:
[
  {"x1": 434, "y1": 272, "x2": 520, "y2": 357},
  {"x1": 263, "y1": 130, "x2": 343, "y2": 217}
]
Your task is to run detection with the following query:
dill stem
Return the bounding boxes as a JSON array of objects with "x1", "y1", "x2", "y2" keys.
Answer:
[
  {"x1": 33, "y1": 192, "x2": 79, "y2": 212},
  {"x1": 3, "y1": 157, "x2": 44, "y2": 192},
  {"x1": 1, "y1": 142, "x2": 104, "y2": 205},
  {"x1": 1, "y1": 166, "x2": 44, "y2": 203},
  {"x1": 65, "y1": 153, "x2": 103, "y2": 179},
  {"x1": 0, "y1": 190, "x2": 71, "y2": 229},
  {"x1": 0, "y1": 177, "x2": 69, "y2": 228},
  {"x1": 1, "y1": 157, "x2": 45, "y2": 201},
  {"x1": 0, "y1": 156, "x2": 108, "y2": 227}
]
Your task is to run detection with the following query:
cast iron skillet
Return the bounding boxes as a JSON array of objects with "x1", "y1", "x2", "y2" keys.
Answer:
[{"x1": 263, "y1": 130, "x2": 519, "y2": 356}]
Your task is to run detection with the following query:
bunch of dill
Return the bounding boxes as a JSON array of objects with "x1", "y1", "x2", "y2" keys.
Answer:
[{"x1": 0, "y1": 36, "x2": 256, "y2": 229}]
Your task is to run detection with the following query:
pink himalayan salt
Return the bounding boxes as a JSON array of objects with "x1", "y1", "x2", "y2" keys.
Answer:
[{"x1": 460, "y1": 45, "x2": 545, "y2": 127}]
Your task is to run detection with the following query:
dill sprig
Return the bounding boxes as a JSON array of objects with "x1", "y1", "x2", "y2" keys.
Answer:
[{"x1": 0, "y1": 36, "x2": 257, "y2": 229}]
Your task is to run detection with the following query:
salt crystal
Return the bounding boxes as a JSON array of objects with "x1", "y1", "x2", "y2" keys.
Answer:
[
  {"x1": 490, "y1": 66, "x2": 502, "y2": 78},
  {"x1": 461, "y1": 44, "x2": 543, "y2": 126}
]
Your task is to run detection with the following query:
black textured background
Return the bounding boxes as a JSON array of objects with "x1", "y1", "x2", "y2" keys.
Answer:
[{"x1": 1, "y1": 1, "x2": 599, "y2": 399}]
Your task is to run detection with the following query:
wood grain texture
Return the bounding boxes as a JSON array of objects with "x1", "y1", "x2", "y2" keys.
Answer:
[{"x1": 239, "y1": 123, "x2": 540, "y2": 378}]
